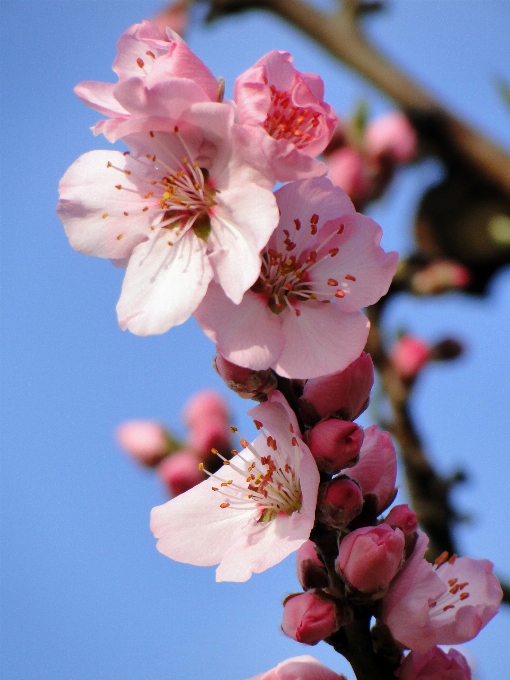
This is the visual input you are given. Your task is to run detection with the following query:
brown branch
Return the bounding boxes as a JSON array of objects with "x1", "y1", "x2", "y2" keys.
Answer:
[{"x1": 203, "y1": 0, "x2": 510, "y2": 196}]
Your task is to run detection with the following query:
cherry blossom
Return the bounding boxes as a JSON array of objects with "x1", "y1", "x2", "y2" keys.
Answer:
[
  {"x1": 75, "y1": 21, "x2": 220, "y2": 142},
  {"x1": 57, "y1": 105, "x2": 279, "y2": 335},
  {"x1": 396, "y1": 647, "x2": 472, "y2": 680},
  {"x1": 150, "y1": 391, "x2": 320, "y2": 582},
  {"x1": 247, "y1": 655, "x2": 347, "y2": 680},
  {"x1": 195, "y1": 177, "x2": 398, "y2": 379},
  {"x1": 234, "y1": 50, "x2": 337, "y2": 181},
  {"x1": 382, "y1": 531, "x2": 503, "y2": 653}
]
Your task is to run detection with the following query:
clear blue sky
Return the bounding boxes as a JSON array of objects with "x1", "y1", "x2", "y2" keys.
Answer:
[{"x1": 2, "y1": 1, "x2": 510, "y2": 678}]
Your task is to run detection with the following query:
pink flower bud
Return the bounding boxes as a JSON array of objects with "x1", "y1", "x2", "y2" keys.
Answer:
[
  {"x1": 183, "y1": 390, "x2": 229, "y2": 428},
  {"x1": 347, "y1": 425, "x2": 397, "y2": 513},
  {"x1": 248, "y1": 655, "x2": 348, "y2": 680},
  {"x1": 411, "y1": 260, "x2": 471, "y2": 295},
  {"x1": 151, "y1": 1, "x2": 189, "y2": 37},
  {"x1": 301, "y1": 353, "x2": 374, "y2": 424},
  {"x1": 365, "y1": 112, "x2": 417, "y2": 165},
  {"x1": 116, "y1": 420, "x2": 169, "y2": 466},
  {"x1": 317, "y1": 478, "x2": 364, "y2": 528},
  {"x1": 384, "y1": 504, "x2": 418, "y2": 538},
  {"x1": 296, "y1": 540, "x2": 329, "y2": 590},
  {"x1": 157, "y1": 450, "x2": 204, "y2": 496},
  {"x1": 326, "y1": 147, "x2": 372, "y2": 206},
  {"x1": 187, "y1": 416, "x2": 231, "y2": 456},
  {"x1": 336, "y1": 524, "x2": 405, "y2": 593},
  {"x1": 396, "y1": 647, "x2": 472, "y2": 680},
  {"x1": 214, "y1": 352, "x2": 277, "y2": 399},
  {"x1": 390, "y1": 335, "x2": 431, "y2": 381},
  {"x1": 281, "y1": 591, "x2": 339, "y2": 645},
  {"x1": 307, "y1": 419, "x2": 363, "y2": 473}
]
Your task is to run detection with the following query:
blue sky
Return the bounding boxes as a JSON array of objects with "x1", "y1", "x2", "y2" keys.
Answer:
[{"x1": 2, "y1": 2, "x2": 510, "y2": 678}]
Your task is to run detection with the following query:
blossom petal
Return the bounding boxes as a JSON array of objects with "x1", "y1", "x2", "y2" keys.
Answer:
[{"x1": 117, "y1": 230, "x2": 213, "y2": 335}]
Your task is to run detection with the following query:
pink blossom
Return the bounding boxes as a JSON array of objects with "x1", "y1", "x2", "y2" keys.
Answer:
[
  {"x1": 157, "y1": 449, "x2": 204, "y2": 496},
  {"x1": 336, "y1": 524, "x2": 405, "y2": 593},
  {"x1": 195, "y1": 178, "x2": 397, "y2": 379},
  {"x1": 150, "y1": 391, "x2": 320, "y2": 582},
  {"x1": 326, "y1": 147, "x2": 372, "y2": 206},
  {"x1": 384, "y1": 504, "x2": 418, "y2": 538},
  {"x1": 412, "y1": 260, "x2": 471, "y2": 295},
  {"x1": 396, "y1": 647, "x2": 472, "y2": 680},
  {"x1": 116, "y1": 420, "x2": 169, "y2": 466},
  {"x1": 281, "y1": 591, "x2": 339, "y2": 645},
  {"x1": 346, "y1": 425, "x2": 397, "y2": 513},
  {"x1": 391, "y1": 335, "x2": 431, "y2": 380},
  {"x1": 382, "y1": 532, "x2": 503, "y2": 653},
  {"x1": 75, "y1": 21, "x2": 219, "y2": 141},
  {"x1": 307, "y1": 419, "x2": 363, "y2": 473},
  {"x1": 365, "y1": 112, "x2": 417, "y2": 165},
  {"x1": 234, "y1": 50, "x2": 337, "y2": 181},
  {"x1": 317, "y1": 478, "x2": 363, "y2": 529},
  {"x1": 247, "y1": 655, "x2": 346, "y2": 680},
  {"x1": 301, "y1": 352, "x2": 374, "y2": 423},
  {"x1": 57, "y1": 105, "x2": 279, "y2": 336}
]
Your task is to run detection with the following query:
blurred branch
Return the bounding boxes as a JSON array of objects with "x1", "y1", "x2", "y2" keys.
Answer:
[
  {"x1": 202, "y1": 0, "x2": 510, "y2": 196},
  {"x1": 366, "y1": 300, "x2": 510, "y2": 605}
]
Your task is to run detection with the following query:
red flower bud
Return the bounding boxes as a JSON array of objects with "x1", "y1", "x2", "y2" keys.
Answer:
[
  {"x1": 317, "y1": 478, "x2": 364, "y2": 528},
  {"x1": 384, "y1": 504, "x2": 418, "y2": 538},
  {"x1": 307, "y1": 419, "x2": 363, "y2": 473},
  {"x1": 281, "y1": 591, "x2": 339, "y2": 645}
]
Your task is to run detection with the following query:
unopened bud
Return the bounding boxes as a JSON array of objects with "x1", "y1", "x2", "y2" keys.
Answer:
[
  {"x1": 396, "y1": 647, "x2": 472, "y2": 680},
  {"x1": 411, "y1": 259, "x2": 471, "y2": 295},
  {"x1": 183, "y1": 390, "x2": 229, "y2": 428},
  {"x1": 336, "y1": 524, "x2": 405, "y2": 594},
  {"x1": 296, "y1": 540, "x2": 329, "y2": 590},
  {"x1": 214, "y1": 352, "x2": 277, "y2": 400},
  {"x1": 317, "y1": 478, "x2": 364, "y2": 528},
  {"x1": 365, "y1": 112, "x2": 417, "y2": 165},
  {"x1": 307, "y1": 419, "x2": 363, "y2": 473},
  {"x1": 383, "y1": 504, "x2": 418, "y2": 538},
  {"x1": 390, "y1": 335, "x2": 431, "y2": 381},
  {"x1": 301, "y1": 353, "x2": 374, "y2": 424},
  {"x1": 281, "y1": 591, "x2": 339, "y2": 645},
  {"x1": 157, "y1": 450, "x2": 204, "y2": 496},
  {"x1": 116, "y1": 420, "x2": 170, "y2": 467}
]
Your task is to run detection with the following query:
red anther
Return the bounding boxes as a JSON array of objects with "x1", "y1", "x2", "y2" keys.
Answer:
[
  {"x1": 310, "y1": 214, "x2": 319, "y2": 224},
  {"x1": 123, "y1": 212, "x2": 129, "y2": 216},
  {"x1": 115, "y1": 185, "x2": 122, "y2": 190},
  {"x1": 329, "y1": 248, "x2": 339, "y2": 257},
  {"x1": 146, "y1": 51, "x2": 156, "y2": 59},
  {"x1": 291, "y1": 437, "x2": 298, "y2": 446},
  {"x1": 294, "y1": 219, "x2": 301, "y2": 230},
  {"x1": 345, "y1": 274, "x2": 356, "y2": 281},
  {"x1": 307, "y1": 251, "x2": 317, "y2": 263},
  {"x1": 448, "y1": 554, "x2": 458, "y2": 565},
  {"x1": 442, "y1": 604, "x2": 455, "y2": 612},
  {"x1": 142, "y1": 206, "x2": 149, "y2": 212},
  {"x1": 328, "y1": 279, "x2": 338, "y2": 286},
  {"x1": 253, "y1": 420, "x2": 263, "y2": 430},
  {"x1": 220, "y1": 502, "x2": 230, "y2": 509},
  {"x1": 294, "y1": 308, "x2": 301, "y2": 316},
  {"x1": 289, "y1": 423, "x2": 294, "y2": 433},
  {"x1": 435, "y1": 551, "x2": 449, "y2": 567},
  {"x1": 149, "y1": 131, "x2": 155, "y2": 138},
  {"x1": 123, "y1": 151, "x2": 130, "y2": 156},
  {"x1": 459, "y1": 592, "x2": 470, "y2": 600},
  {"x1": 283, "y1": 229, "x2": 290, "y2": 238},
  {"x1": 337, "y1": 224, "x2": 344, "y2": 234},
  {"x1": 136, "y1": 58, "x2": 145, "y2": 69},
  {"x1": 240, "y1": 438, "x2": 249, "y2": 448}
]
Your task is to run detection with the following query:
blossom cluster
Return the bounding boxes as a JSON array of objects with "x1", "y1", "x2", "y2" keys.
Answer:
[{"x1": 58, "y1": 22, "x2": 502, "y2": 680}]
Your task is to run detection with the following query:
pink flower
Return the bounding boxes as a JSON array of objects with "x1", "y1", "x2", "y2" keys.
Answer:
[
  {"x1": 300, "y1": 352, "x2": 374, "y2": 423},
  {"x1": 116, "y1": 420, "x2": 169, "y2": 466},
  {"x1": 234, "y1": 50, "x2": 337, "y2": 181},
  {"x1": 247, "y1": 655, "x2": 347, "y2": 680},
  {"x1": 396, "y1": 647, "x2": 472, "y2": 680},
  {"x1": 336, "y1": 524, "x2": 405, "y2": 593},
  {"x1": 307, "y1": 419, "x2": 364, "y2": 473},
  {"x1": 391, "y1": 335, "x2": 432, "y2": 380},
  {"x1": 346, "y1": 425, "x2": 397, "y2": 513},
  {"x1": 157, "y1": 449, "x2": 205, "y2": 496},
  {"x1": 150, "y1": 391, "x2": 320, "y2": 582},
  {"x1": 382, "y1": 532, "x2": 503, "y2": 653},
  {"x1": 195, "y1": 178, "x2": 398, "y2": 379},
  {"x1": 75, "y1": 21, "x2": 220, "y2": 141},
  {"x1": 365, "y1": 112, "x2": 417, "y2": 165},
  {"x1": 183, "y1": 389, "x2": 229, "y2": 428},
  {"x1": 281, "y1": 591, "x2": 339, "y2": 645},
  {"x1": 57, "y1": 105, "x2": 279, "y2": 336}
]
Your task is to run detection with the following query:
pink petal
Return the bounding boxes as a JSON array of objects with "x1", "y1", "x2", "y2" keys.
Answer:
[
  {"x1": 275, "y1": 304, "x2": 370, "y2": 379},
  {"x1": 117, "y1": 230, "x2": 213, "y2": 335},
  {"x1": 74, "y1": 81, "x2": 128, "y2": 117}
]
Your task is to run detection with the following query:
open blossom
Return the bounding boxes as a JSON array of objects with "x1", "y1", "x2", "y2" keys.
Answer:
[
  {"x1": 195, "y1": 177, "x2": 398, "y2": 379},
  {"x1": 57, "y1": 105, "x2": 279, "y2": 335},
  {"x1": 150, "y1": 391, "x2": 320, "y2": 582},
  {"x1": 75, "y1": 21, "x2": 220, "y2": 142},
  {"x1": 396, "y1": 647, "x2": 472, "y2": 680},
  {"x1": 234, "y1": 50, "x2": 337, "y2": 181},
  {"x1": 382, "y1": 531, "x2": 503, "y2": 653},
  {"x1": 247, "y1": 655, "x2": 347, "y2": 680}
]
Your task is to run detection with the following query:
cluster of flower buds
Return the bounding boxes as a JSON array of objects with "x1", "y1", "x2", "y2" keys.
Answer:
[
  {"x1": 323, "y1": 109, "x2": 417, "y2": 209},
  {"x1": 116, "y1": 389, "x2": 232, "y2": 496}
]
